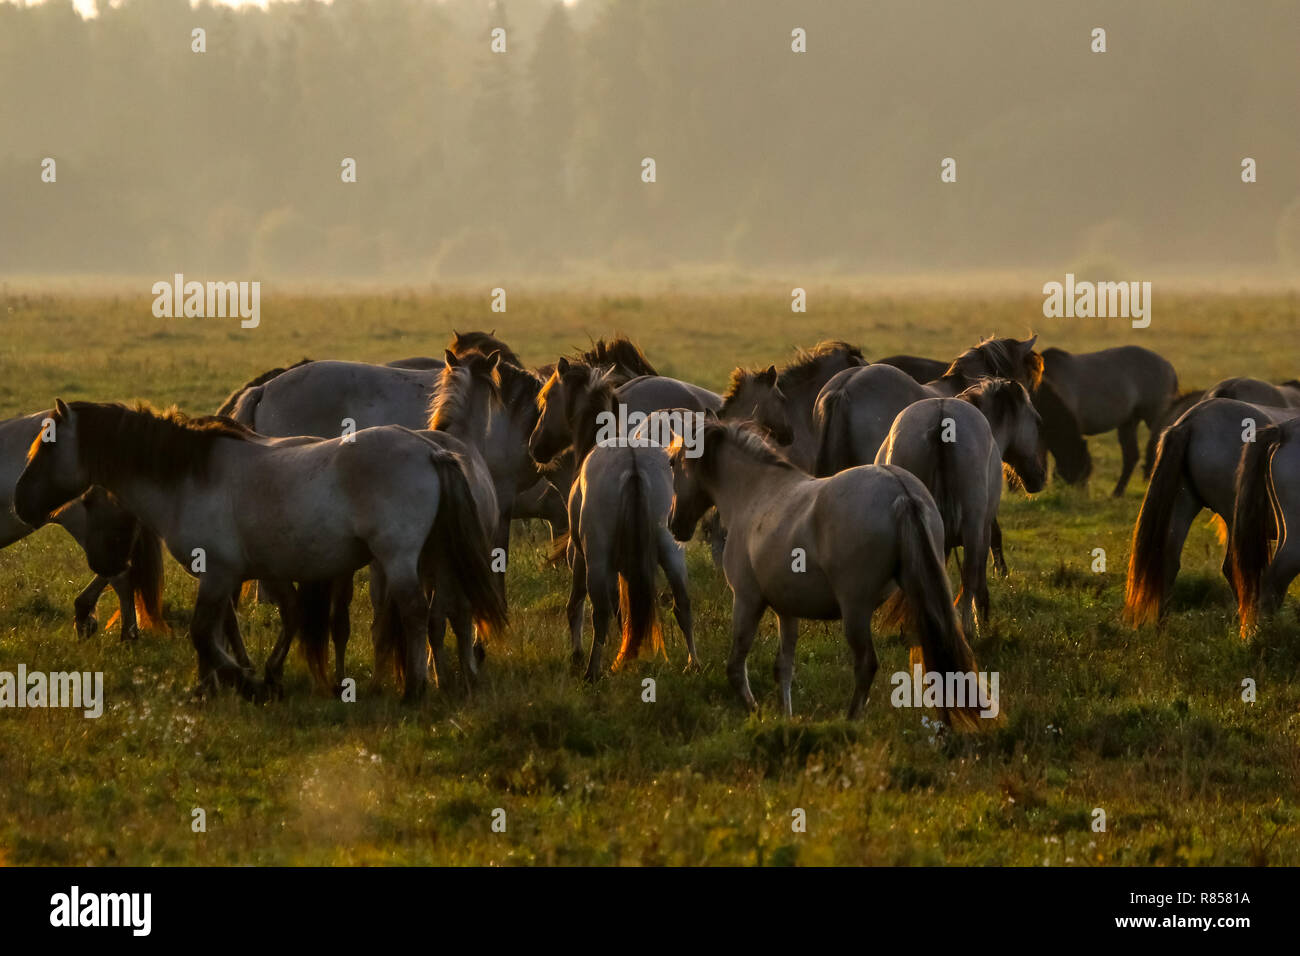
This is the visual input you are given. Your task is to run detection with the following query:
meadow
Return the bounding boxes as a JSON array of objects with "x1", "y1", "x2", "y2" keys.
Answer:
[{"x1": 0, "y1": 287, "x2": 1297, "y2": 865}]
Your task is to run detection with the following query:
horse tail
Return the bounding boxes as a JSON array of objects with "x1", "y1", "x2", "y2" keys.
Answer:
[
  {"x1": 129, "y1": 525, "x2": 166, "y2": 632},
  {"x1": 227, "y1": 384, "x2": 265, "y2": 428},
  {"x1": 612, "y1": 463, "x2": 663, "y2": 667},
  {"x1": 814, "y1": 384, "x2": 852, "y2": 477},
  {"x1": 215, "y1": 358, "x2": 311, "y2": 418},
  {"x1": 548, "y1": 530, "x2": 572, "y2": 566},
  {"x1": 428, "y1": 448, "x2": 508, "y2": 644},
  {"x1": 890, "y1": 477, "x2": 982, "y2": 729},
  {"x1": 290, "y1": 580, "x2": 330, "y2": 688},
  {"x1": 1123, "y1": 416, "x2": 1193, "y2": 626},
  {"x1": 1229, "y1": 424, "x2": 1282, "y2": 635}
]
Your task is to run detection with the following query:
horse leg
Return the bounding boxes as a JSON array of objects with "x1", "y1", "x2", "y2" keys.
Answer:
[
  {"x1": 385, "y1": 566, "x2": 430, "y2": 703},
  {"x1": 451, "y1": 605, "x2": 480, "y2": 694},
  {"x1": 566, "y1": 548, "x2": 588, "y2": 668},
  {"x1": 843, "y1": 610, "x2": 879, "y2": 720},
  {"x1": 657, "y1": 529, "x2": 697, "y2": 671},
  {"x1": 109, "y1": 571, "x2": 140, "y2": 642},
  {"x1": 368, "y1": 562, "x2": 391, "y2": 689},
  {"x1": 427, "y1": 562, "x2": 454, "y2": 691},
  {"x1": 1260, "y1": 536, "x2": 1300, "y2": 621},
  {"x1": 190, "y1": 578, "x2": 257, "y2": 698},
  {"x1": 261, "y1": 579, "x2": 301, "y2": 690},
  {"x1": 73, "y1": 574, "x2": 109, "y2": 640},
  {"x1": 330, "y1": 573, "x2": 353, "y2": 691},
  {"x1": 968, "y1": 520, "x2": 992, "y2": 634},
  {"x1": 1160, "y1": 492, "x2": 1202, "y2": 615},
  {"x1": 221, "y1": 596, "x2": 252, "y2": 670},
  {"x1": 584, "y1": 559, "x2": 614, "y2": 682},
  {"x1": 1113, "y1": 420, "x2": 1140, "y2": 497},
  {"x1": 773, "y1": 614, "x2": 799, "y2": 717},
  {"x1": 726, "y1": 592, "x2": 766, "y2": 713},
  {"x1": 989, "y1": 518, "x2": 1008, "y2": 577}
]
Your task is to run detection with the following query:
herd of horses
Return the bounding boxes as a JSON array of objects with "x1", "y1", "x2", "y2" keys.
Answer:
[{"x1": 4, "y1": 329, "x2": 1298, "y2": 724}]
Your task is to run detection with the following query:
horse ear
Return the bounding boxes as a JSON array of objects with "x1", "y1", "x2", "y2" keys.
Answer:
[
  {"x1": 763, "y1": 364, "x2": 778, "y2": 383},
  {"x1": 557, "y1": 356, "x2": 570, "y2": 374},
  {"x1": 1021, "y1": 334, "x2": 1038, "y2": 352},
  {"x1": 704, "y1": 407, "x2": 719, "y2": 421},
  {"x1": 489, "y1": 328, "x2": 496, "y2": 336},
  {"x1": 487, "y1": 350, "x2": 502, "y2": 372},
  {"x1": 54, "y1": 398, "x2": 70, "y2": 419},
  {"x1": 443, "y1": 350, "x2": 458, "y2": 367}
]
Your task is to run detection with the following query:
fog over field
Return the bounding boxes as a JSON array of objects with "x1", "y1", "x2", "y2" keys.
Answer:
[{"x1": 3, "y1": 0, "x2": 1299, "y2": 286}]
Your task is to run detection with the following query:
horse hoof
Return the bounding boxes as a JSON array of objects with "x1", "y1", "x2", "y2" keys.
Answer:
[
  {"x1": 75, "y1": 616, "x2": 98, "y2": 641},
  {"x1": 119, "y1": 624, "x2": 140, "y2": 643}
]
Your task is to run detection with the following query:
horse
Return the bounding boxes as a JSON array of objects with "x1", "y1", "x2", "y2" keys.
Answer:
[
  {"x1": 1228, "y1": 417, "x2": 1300, "y2": 636},
  {"x1": 813, "y1": 335, "x2": 1043, "y2": 477},
  {"x1": 874, "y1": 355, "x2": 950, "y2": 384},
  {"x1": 667, "y1": 420, "x2": 984, "y2": 724},
  {"x1": 0, "y1": 410, "x2": 164, "y2": 642},
  {"x1": 386, "y1": 330, "x2": 523, "y2": 372},
  {"x1": 1036, "y1": 346, "x2": 1179, "y2": 496},
  {"x1": 565, "y1": 433, "x2": 695, "y2": 681},
  {"x1": 769, "y1": 341, "x2": 866, "y2": 472},
  {"x1": 874, "y1": 380, "x2": 1045, "y2": 636},
  {"x1": 1206, "y1": 376, "x2": 1300, "y2": 409},
  {"x1": 1123, "y1": 398, "x2": 1300, "y2": 626},
  {"x1": 14, "y1": 400, "x2": 505, "y2": 702},
  {"x1": 529, "y1": 356, "x2": 792, "y2": 467}
]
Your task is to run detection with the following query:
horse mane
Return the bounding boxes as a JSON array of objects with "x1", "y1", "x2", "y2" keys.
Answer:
[
  {"x1": 943, "y1": 336, "x2": 1043, "y2": 389},
  {"x1": 676, "y1": 419, "x2": 798, "y2": 478},
  {"x1": 428, "y1": 353, "x2": 502, "y2": 432},
  {"x1": 777, "y1": 341, "x2": 865, "y2": 390},
  {"x1": 496, "y1": 359, "x2": 543, "y2": 409},
  {"x1": 957, "y1": 377, "x2": 1029, "y2": 421},
  {"x1": 570, "y1": 366, "x2": 618, "y2": 459},
  {"x1": 214, "y1": 358, "x2": 312, "y2": 416},
  {"x1": 574, "y1": 337, "x2": 658, "y2": 378},
  {"x1": 1281, "y1": 379, "x2": 1300, "y2": 389},
  {"x1": 448, "y1": 330, "x2": 522, "y2": 367},
  {"x1": 718, "y1": 366, "x2": 775, "y2": 417},
  {"x1": 54, "y1": 401, "x2": 255, "y2": 488}
]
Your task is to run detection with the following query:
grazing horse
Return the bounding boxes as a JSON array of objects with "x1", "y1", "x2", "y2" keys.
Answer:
[
  {"x1": 0, "y1": 411, "x2": 164, "y2": 641},
  {"x1": 1035, "y1": 346, "x2": 1179, "y2": 497},
  {"x1": 14, "y1": 401, "x2": 505, "y2": 701},
  {"x1": 1124, "y1": 398, "x2": 1300, "y2": 625},
  {"x1": 1228, "y1": 417, "x2": 1300, "y2": 636},
  {"x1": 1206, "y1": 376, "x2": 1300, "y2": 409},
  {"x1": 667, "y1": 420, "x2": 983, "y2": 724},
  {"x1": 875, "y1": 380, "x2": 1046, "y2": 636},
  {"x1": 875, "y1": 355, "x2": 950, "y2": 384}
]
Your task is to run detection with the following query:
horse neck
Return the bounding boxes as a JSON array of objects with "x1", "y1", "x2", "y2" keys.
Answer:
[
  {"x1": 703, "y1": 440, "x2": 804, "y2": 525},
  {"x1": 442, "y1": 381, "x2": 494, "y2": 454}
]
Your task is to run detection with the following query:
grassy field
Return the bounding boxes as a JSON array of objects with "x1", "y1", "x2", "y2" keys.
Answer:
[{"x1": 0, "y1": 287, "x2": 1298, "y2": 865}]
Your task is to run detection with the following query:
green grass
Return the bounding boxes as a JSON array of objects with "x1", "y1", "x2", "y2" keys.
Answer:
[{"x1": 0, "y1": 288, "x2": 1298, "y2": 865}]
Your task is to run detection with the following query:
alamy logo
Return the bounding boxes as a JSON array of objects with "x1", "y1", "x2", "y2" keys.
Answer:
[
  {"x1": 151, "y1": 273, "x2": 260, "y2": 328},
  {"x1": 50, "y1": 886, "x2": 151, "y2": 936},
  {"x1": 890, "y1": 664, "x2": 1000, "y2": 718},
  {"x1": 595, "y1": 406, "x2": 705, "y2": 457},
  {"x1": 1042, "y1": 272, "x2": 1151, "y2": 328},
  {"x1": 0, "y1": 665, "x2": 103, "y2": 718}
]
